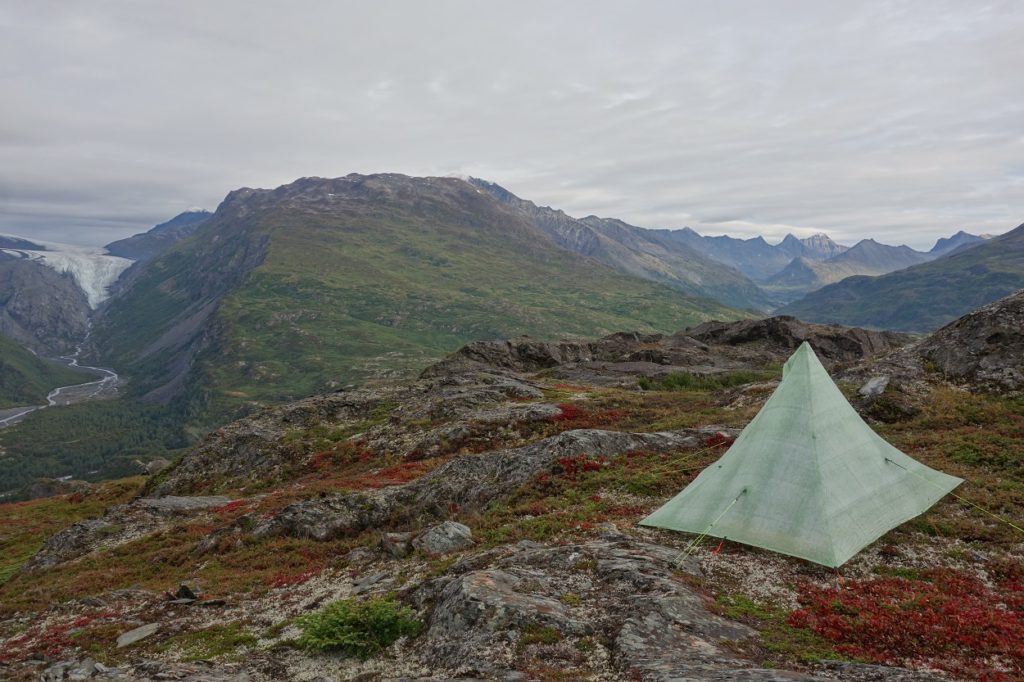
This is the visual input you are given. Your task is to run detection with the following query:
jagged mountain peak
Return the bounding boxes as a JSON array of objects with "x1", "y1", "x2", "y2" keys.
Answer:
[{"x1": 930, "y1": 230, "x2": 985, "y2": 255}]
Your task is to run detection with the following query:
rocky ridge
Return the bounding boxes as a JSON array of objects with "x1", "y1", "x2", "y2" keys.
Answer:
[{"x1": 10, "y1": 310, "x2": 1021, "y2": 681}]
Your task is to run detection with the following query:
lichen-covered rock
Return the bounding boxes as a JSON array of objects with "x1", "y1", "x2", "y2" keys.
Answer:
[
  {"x1": 413, "y1": 521, "x2": 475, "y2": 556},
  {"x1": 253, "y1": 428, "x2": 715, "y2": 542},
  {"x1": 116, "y1": 622, "x2": 159, "y2": 648},
  {"x1": 25, "y1": 496, "x2": 233, "y2": 571},
  {"x1": 858, "y1": 375, "x2": 889, "y2": 397},
  {"x1": 918, "y1": 288, "x2": 1024, "y2": 393},
  {"x1": 147, "y1": 372, "x2": 546, "y2": 496},
  {"x1": 381, "y1": 531, "x2": 416, "y2": 558}
]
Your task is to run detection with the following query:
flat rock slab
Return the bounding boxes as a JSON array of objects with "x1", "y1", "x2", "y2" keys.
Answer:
[
  {"x1": 116, "y1": 622, "x2": 159, "y2": 648},
  {"x1": 138, "y1": 496, "x2": 232, "y2": 512}
]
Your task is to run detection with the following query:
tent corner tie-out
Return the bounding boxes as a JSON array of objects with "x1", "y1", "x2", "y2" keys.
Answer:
[{"x1": 674, "y1": 488, "x2": 747, "y2": 567}]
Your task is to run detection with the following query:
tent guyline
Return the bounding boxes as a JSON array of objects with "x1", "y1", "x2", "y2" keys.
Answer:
[
  {"x1": 641, "y1": 341, "x2": 963, "y2": 568},
  {"x1": 884, "y1": 457, "x2": 1024, "y2": 536},
  {"x1": 674, "y1": 488, "x2": 746, "y2": 568}
]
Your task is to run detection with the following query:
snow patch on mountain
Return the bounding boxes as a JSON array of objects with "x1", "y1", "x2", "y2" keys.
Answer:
[{"x1": 0, "y1": 236, "x2": 134, "y2": 308}]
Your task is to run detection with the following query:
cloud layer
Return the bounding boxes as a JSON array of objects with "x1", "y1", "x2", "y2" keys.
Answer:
[{"x1": 1, "y1": 1, "x2": 1022, "y2": 249}]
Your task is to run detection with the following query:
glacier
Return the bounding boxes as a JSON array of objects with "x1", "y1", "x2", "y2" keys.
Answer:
[{"x1": 0, "y1": 236, "x2": 134, "y2": 308}]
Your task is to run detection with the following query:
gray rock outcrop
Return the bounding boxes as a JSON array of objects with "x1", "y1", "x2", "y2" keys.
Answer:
[{"x1": 918, "y1": 288, "x2": 1024, "y2": 393}]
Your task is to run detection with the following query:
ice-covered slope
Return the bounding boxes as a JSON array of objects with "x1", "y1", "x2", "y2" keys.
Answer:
[{"x1": 0, "y1": 237, "x2": 133, "y2": 308}]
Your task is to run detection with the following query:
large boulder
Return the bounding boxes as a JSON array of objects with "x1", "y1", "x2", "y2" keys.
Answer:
[
  {"x1": 918, "y1": 288, "x2": 1024, "y2": 393},
  {"x1": 413, "y1": 521, "x2": 475, "y2": 556}
]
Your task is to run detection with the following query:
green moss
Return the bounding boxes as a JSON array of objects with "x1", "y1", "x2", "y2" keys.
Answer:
[
  {"x1": 715, "y1": 594, "x2": 849, "y2": 665},
  {"x1": 518, "y1": 623, "x2": 562, "y2": 649},
  {"x1": 160, "y1": 623, "x2": 257, "y2": 661},
  {"x1": 872, "y1": 565, "x2": 923, "y2": 580}
]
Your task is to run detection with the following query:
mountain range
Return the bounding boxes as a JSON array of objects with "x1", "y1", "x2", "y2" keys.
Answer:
[
  {"x1": 780, "y1": 222, "x2": 1024, "y2": 331},
  {"x1": 0, "y1": 172, "x2": 1018, "y2": 490}
]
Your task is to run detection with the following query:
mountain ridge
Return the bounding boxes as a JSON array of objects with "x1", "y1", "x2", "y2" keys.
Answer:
[
  {"x1": 779, "y1": 222, "x2": 1024, "y2": 331},
  {"x1": 86, "y1": 173, "x2": 743, "y2": 431}
]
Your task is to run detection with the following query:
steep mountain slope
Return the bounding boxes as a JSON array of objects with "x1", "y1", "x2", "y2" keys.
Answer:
[
  {"x1": 776, "y1": 232, "x2": 849, "y2": 260},
  {"x1": 779, "y1": 222, "x2": 1024, "y2": 331},
  {"x1": 467, "y1": 179, "x2": 771, "y2": 311},
  {"x1": 0, "y1": 254, "x2": 91, "y2": 354},
  {"x1": 89, "y1": 174, "x2": 741, "y2": 429},
  {"x1": 0, "y1": 334, "x2": 86, "y2": 408},
  {"x1": 830, "y1": 238, "x2": 933, "y2": 272},
  {"x1": 105, "y1": 209, "x2": 211, "y2": 261},
  {"x1": 764, "y1": 238, "x2": 934, "y2": 303},
  {"x1": 929, "y1": 230, "x2": 985, "y2": 256},
  {"x1": 0, "y1": 239, "x2": 132, "y2": 309}
]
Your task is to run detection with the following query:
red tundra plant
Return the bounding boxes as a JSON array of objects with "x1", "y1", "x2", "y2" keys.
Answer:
[
  {"x1": 553, "y1": 403, "x2": 585, "y2": 422},
  {"x1": 557, "y1": 454, "x2": 607, "y2": 480},
  {"x1": 551, "y1": 403, "x2": 627, "y2": 429},
  {"x1": 269, "y1": 570, "x2": 317, "y2": 589},
  {"x1": 788, "y1": 568, "x2": 1024, "y2": 680},
  {"x1": 210, "y1": 499, "x2": 248, "y2": 514},
  {"x1": 702, "y1": 432, "x2": 735, "y2": 448}
]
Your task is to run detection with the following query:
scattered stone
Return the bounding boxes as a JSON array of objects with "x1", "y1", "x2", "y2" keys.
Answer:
[
  {"x1": 116, "y1": 622, "x2": 159, "y2": 648},
  {"x1": 352, "y1": 572, "x2": 389, "y2": 595},
  {"x1": 198, "y1": 599, "x2": 227, "y2": 607},
  {"x1": 381, "y1": 531, "x2": 415, "y2": 558},
  {"x1": 342, "y1": 547, "x2": 374, "y2": 564},
  {"x1": 858, "y1": 375, "x2": 889, "y2": 397},
  {"x1": 175, "y1": 583, "x2": 198, "y2": 600},
  {"x1": 66, "y1": 658, "x2": 96, "y2": 681},
  {"x1": 412, "y1": 521, "x2": 475, "y2": 556}
]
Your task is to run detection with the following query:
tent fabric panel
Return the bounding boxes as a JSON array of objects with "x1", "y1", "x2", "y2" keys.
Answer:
[{"x1": 639, "y1": 342, "x2": 963, "y2": 567}]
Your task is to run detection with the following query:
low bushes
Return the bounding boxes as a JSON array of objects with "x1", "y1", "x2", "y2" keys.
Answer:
[
  {"x1": 788, "y1": 568, "x2": 1024, "y2": 680},
  {"x1": 296, "y1": 596, "x2": 422, "y2": 657}
]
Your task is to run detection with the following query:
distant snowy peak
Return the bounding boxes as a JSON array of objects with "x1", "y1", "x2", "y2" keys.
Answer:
[
  {"x1": 184, "y1": 206, "x2": 209, "y2": 214},
  {"x1": 0, "y1": 237, "x2": 133, "y2": 308}
]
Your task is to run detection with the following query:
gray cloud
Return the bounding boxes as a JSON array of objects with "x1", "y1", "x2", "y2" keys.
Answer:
[{"x1": 1, "y1": 1, "x2": 1021, "y2": 249}]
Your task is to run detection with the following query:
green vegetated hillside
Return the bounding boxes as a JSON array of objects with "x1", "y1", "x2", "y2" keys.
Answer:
[
  {"x1": 94, "y1": 174, "x2": 742, "y2": 433},
  {"x1": 780, "y1": 222, "x2": 1024, "y2": 331},
  {"x1": 0, "y1": 400, "x2": 187, "y2": 493},
  {"x1": 0, "y1": 335, "x2": 87, "y2": 408}
]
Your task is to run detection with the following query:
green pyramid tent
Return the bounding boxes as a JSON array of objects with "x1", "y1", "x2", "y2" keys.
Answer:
[{"x1": 640, "y1": 342, "x2": 962, "y2": 567}]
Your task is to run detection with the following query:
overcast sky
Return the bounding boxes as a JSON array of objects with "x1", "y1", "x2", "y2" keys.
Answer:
[{"x1": 1, "y1": 1, "x2": 1022, "y2": 249}]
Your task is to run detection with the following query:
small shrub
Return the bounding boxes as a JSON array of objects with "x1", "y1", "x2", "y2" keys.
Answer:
[
  {"x1": 559, "y1": 593, "x2": 582, "y2": 607},
  {"x1": 639, "y1": 369, "x2": 777, "y2": 392},
  {"x1": 296, "y1": 596, "x2": 422, "y2": 657},
  {"x1": 518, "y1": 623, "x2": 562, "y2": 649},
  {"x1": 575, "y1": 637, "x2": 596, "y2": 652}
]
